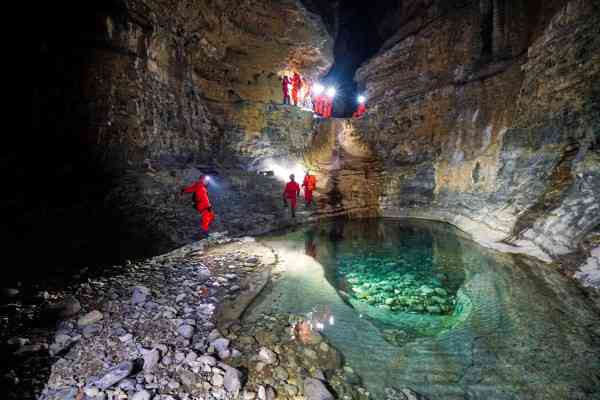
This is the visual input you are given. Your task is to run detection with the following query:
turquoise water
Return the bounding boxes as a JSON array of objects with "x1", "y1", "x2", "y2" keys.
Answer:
[{"x1": 247, "y1": 219, "x2": 600, "y2": 400}]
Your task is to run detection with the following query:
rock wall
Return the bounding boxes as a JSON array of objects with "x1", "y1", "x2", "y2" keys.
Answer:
[
  {"x1": 351, "y1": 0, "x2": 599, "y2": 262},
  {"x1": 304, "y1": 119, "x2": 383, "y2": 218},
  {"x1": 14, "y1": 0, "x2": 333, "y2": 283}
]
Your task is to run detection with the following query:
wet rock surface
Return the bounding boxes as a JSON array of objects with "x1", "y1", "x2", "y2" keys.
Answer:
[
  {"x1": 5, "y1": 234, "x2": 389, "y2": 400},
  {"x1": 343, "y1": 0, "x2": 600, "y2": 288}
]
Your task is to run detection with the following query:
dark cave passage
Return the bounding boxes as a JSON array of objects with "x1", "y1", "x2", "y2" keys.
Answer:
[{"x1": 320, "y1": 0, "x2": 401, "y2": 117}]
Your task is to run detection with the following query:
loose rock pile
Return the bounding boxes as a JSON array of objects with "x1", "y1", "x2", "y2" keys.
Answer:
[
  {"x1": 220, "y1": 312, "x2": 370, "y2": 400},
  {"x1": 33, "y1": 234, "x2": 369, "y2": 400}
]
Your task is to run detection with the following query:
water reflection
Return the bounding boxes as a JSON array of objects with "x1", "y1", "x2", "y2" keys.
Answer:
[
  {"x1": 305, "y1": 219, "x2": 466, "y2": 319},
  {"x1": 249, "y1": 219, "x2": 600, "y2": 400}
]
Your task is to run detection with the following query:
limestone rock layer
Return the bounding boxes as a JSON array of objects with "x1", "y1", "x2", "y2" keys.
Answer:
[
  {"x1": 352, "y1": 0, "x2": 599, "y2": 260},
  {"x1": 20, "y1": 0, "x2": 333, "y2": 279}
]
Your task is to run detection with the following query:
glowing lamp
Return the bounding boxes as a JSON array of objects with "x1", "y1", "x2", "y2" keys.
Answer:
[
  {"x1": 313, "y1": 84, "x2": 324, "y2": 95},
  {"x1": 358, "y1": 95, "x2": 366, "y2": 104},
  {"x1": 326, "y1": 87, "x2": 336, "y2": 98}
]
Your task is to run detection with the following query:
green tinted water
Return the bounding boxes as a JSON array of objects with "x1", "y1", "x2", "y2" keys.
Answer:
[{"x1": 247, "y1": 219, "x2": 600, "y2": 400}]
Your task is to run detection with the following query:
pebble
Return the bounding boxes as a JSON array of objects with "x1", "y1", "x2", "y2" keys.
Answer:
[
  {"x1": 93, "y1": 361, "x2": 133, "y2": 389},
  {"x1": 198, "y1": 355, "x2": 217, "y2": 367},
  {"x1": 257, "y1": 347, "x2": 277, "y2": 364},
  {"x1": 223, "y1": 365, "x2": 243, "y2": 394},
  {"x1": 273, "y1": 366, "x2": 288, "y2": 381},
  {"x1": 304, "y1": 348, "x2": 318, "y2": 359},
  {"x1": 77, "y1": 310, "x2": 103, "y2": 327},
  {"x1": 131, "y1": 286, "x2": 151, "y2": 305},
  {"x1": 178, "y1": 324, "x2": 195, "y2": 338},
  {"x1": 304, "y1": 377, "x2": 335, "y2": 400},
  {"x1": 131, "y1": 389, "x2": 152, "y2": 400},
  {"x1": 118, "y1": 379, "x2": 136, "y2": 391},
  {"x1": 84, "y1": 387, "x2": 101, "y2": 396},
  {"x1": 212, "y1": 338, "x2": 230, "y2": 353},
  {"x1": 257, "y1": 385, "x2": 266, "y2": 400},
  {"x1": 243, "y1": 390, "x2": 257, "y2": 400},
  {"x1": 119, "y1": 333, "x2": 133, "y2": 343},
  {"x1": 143, "y1": 348, "x2": 161, "y2": 371},
  {"x1": 284, "y1": 384, "x2": 298, "y2": 396},
  {"x1": 82, "y1": 324, "x2": 101, "y2": 337},
  {"x1": 56, "y1": 297, "x2": 82, "y2": 318}
]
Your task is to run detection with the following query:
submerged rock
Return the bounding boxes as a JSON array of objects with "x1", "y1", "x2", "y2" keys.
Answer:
[
  {"x1": 303, "y1": 377, "x2": 334, "y2": 400},
  {"x1": 257, "y1": 347, "x2": 277, "y2": 364}
]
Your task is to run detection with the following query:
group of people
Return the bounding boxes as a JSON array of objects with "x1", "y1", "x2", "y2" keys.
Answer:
[
  {"x1": 281, "y1": 72, "x2": 367, "y2": 119},
  {"x1": 311, "y1": 84, "x2": 335, "y2": 118},
  {"x1": 282, "y1": 72, "x2": 307, "y2": 107},
  {"x1": 281, "y1": 73, "x2": 335, "y2": 118},
  {"x1": 181, "y1": 170, "x2": 318, "y2": 237},
  {"x1": 282, "y1": 171, "x2": 317, "y2": 218}
]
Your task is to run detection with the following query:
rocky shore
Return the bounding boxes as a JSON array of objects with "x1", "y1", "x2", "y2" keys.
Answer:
[{"x1": 5, "y1": 233, "x2": 427, "y2": 400}]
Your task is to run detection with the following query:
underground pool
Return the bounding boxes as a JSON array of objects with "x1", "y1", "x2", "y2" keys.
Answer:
[{"x1": 244, "y1": 218, "x2": 600, "y2": 400}]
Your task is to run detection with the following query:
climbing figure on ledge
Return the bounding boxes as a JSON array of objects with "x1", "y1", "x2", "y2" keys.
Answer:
[
  {"x1": 312, "y1": 83, "x2": 325, "y2": 116},
  {"x1": 323, "y1": 87, "x2": 336, "y2": 118},
  {"x1": 353, "y1": 95, "x2": 367, "y2": 118},
  {"x1": 302, "y1": 170, "x2": 317, "y2": 207},
  {"x1": 282, "y1": 75, "x2": 291, "y2": 105},
  {"x1": 283, "y1": 174, "x2": 301, "y2": 218},
  {"x1": 181, "y1": 175, "x2": 215, "y2": 239},
  {"x1": 291, "y1": 72, "x2": 303, "y2": 106}
]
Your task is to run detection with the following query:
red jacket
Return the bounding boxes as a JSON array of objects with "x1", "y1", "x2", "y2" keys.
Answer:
[
  {"x1": 303, "y1": 175, "x2": 316, "y2": 191},
  {"x1": 282, "y1": 77, "x2": 290, "y2": 95},
  {"x1": 183, "y1": 181, "x2": 211, "y2": 211},
  {"x1": 353, "y1": 103, "x2": 366, "y2": 118},
  {"x1": 292, "y1": 73, "x2": 302, "y2": 92},
  {"x1": 283, "y1": 181, "x2": 300, "y2": 199}
]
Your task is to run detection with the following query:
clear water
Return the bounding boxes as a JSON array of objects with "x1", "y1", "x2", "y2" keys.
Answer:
[{"x1": 246, "y1": 218, "x2": 600, "y2": 400}]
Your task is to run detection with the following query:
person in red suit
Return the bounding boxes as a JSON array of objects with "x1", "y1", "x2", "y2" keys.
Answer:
[
  {"x1": 282, "y1": 76, "x2": 291, "y2": 105},
  {"x1": 283, "y1": 174, "x2": 301, "y2": 218},
  {"x1": 312, "y1": 84, "x2": 325, "y2": 116},
  {"x1": 291, "y1": 72, "x2": 302, "y2": 106},
  {"x1": 302, "y1": 170, "x2": 317, "y2": 207},
  {"x1": 181, "y1": 175, "x2": 215, "y2": 238},
  {"x1": 353, "y1": 95, "x2": 367, "y2": 118}
]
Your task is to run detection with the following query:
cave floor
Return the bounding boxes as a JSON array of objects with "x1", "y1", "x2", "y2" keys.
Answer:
[{"x1": 4, "y1": 233, "x2": 365, "y2": 400}]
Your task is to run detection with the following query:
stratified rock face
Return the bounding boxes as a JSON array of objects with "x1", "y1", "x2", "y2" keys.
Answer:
[
  {"x1": 304, "y1": 119, "x2": 383, "y2": 218},
  {"x1": 52, "y1": 0, "x2": 333, "y2": 170},
  {"x1": 353, "y1": 0, "x2": 600, "y2": 259},
  {"x1": 18, "y1": 0, "x2": 333, "y2": 280}
]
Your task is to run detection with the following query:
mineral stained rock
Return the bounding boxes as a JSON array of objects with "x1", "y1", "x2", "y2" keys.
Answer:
[{"x1": 348, "y1": 0, "x2": 599, "y2": 265}]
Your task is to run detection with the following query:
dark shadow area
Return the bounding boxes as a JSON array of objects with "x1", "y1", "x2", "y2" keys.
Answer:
[
  {"x1": 3, "y1": 0, "x2": 153, "y2": 289},
  {"x1": 320, "y1": 0, "x2": 401, "y2": 117}
]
